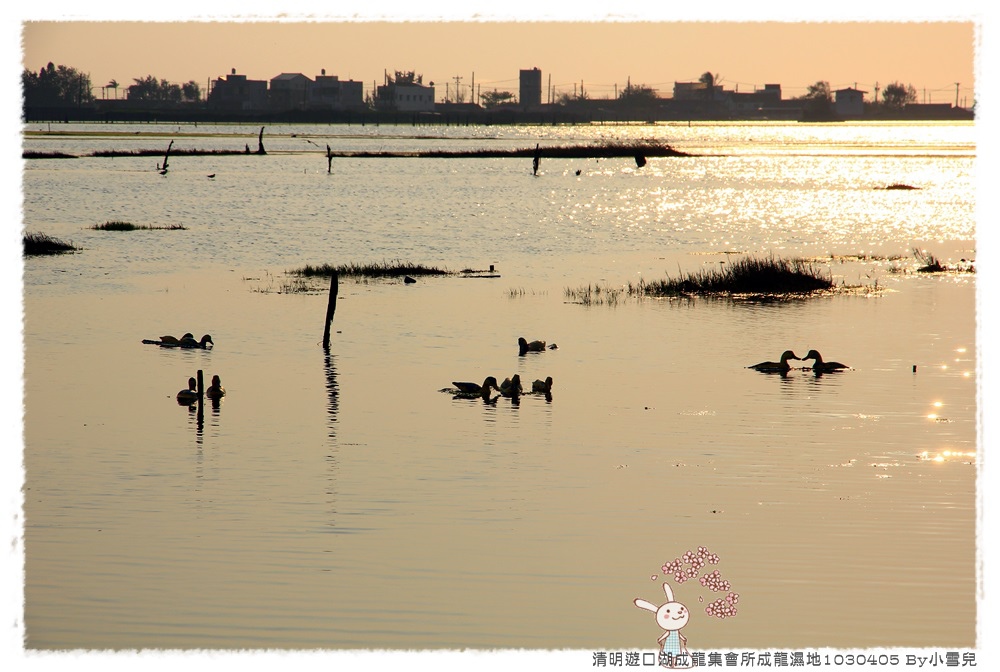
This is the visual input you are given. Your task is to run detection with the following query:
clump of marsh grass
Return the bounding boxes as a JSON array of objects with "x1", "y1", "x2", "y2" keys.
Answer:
[
  {"x1": 902, "y1": 248, "x2": 975, "y2": 274},
  {"x1": 23, "y1": 232, "x2": 79, "y2": 256},
  {"x1": 289, "y1": 259, "x2": 451, "y2": 279},
  {"x1": 244, "y1": 271, "x2": 323, "y2": 294},
  {"x1": 634, "y1": 256, "x2": 834, "y2": 298},
  {"x1": 913, "y1": 247, "x2": 946, "y2": 273},
  {"x1": 90, "y1": 220, "x2": 187, "y2": 231},
  {"x1": 508, "y1": 287, "x2": 546, "y2": 298},
  {"x1": 564, "y1": 283, "x2": 624, "y2": 306}
]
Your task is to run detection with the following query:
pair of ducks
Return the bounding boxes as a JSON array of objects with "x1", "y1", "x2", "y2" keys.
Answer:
[
  {"x1": 749, "y1": 350, "x2": 849, "y2": 374},
  {"x1": 176, "y1": 375, "x2": 226, "y2": 404},
  {"x1": 146, "y1": 333, "x2": 214, "y2": 349},
  {"x1": 452, "y1": 375, "x2": 554, "y2": 398}
]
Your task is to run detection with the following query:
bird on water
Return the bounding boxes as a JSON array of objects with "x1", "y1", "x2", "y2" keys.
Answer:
[
  {"x1": 748, "y1": 350, "x2": 801, "y2": 373},
  {"x1": 452, "y1": 376, "x2": 501, "y2": 396},
  {"x1": 518, "y1": 337, "x2": 547, "y2": 355},
  {"x1": 176, "y1": 377, "x2": 199, "y2": 404},
  {"x1": 801, "y1": 350, "x2": 849, "y2": 373}
]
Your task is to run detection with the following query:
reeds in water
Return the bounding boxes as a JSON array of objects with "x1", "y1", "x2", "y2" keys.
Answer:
[
  {"x1": 23, "y1": 232, "x2": 78, "y2": 256},
  {"x1": 90, "y1": 221, "x2": 187, "y2": 231},
  {"x1": 290, "y1": 260, "x2": 450, "y2": 278},
  {"x1": 564, "y1": 283, "x2": 625, "y2": 306},
  {"x1": 639, "y1": 256, "x2": 833, "y2": 297}
]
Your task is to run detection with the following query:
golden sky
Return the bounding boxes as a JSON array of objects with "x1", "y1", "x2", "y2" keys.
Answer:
[{"x1": 20, "y1": 11, "x2": 978, "y2": 104}]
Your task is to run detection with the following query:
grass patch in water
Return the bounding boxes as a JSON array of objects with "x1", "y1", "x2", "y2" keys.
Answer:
[
  {"x1": 23, "y1": 232, "x2": 79, "y2": 256},
  {"x1": 564, "y1": 283, "x2": 625, "y2": 306},
  {"x1": 889, "y1": 247, "x2": 975, "y2": 274},
  {"x1": 638, "y1": 256, "x2": 834, "y2": 297},
  {"x1": 289, "y1": 260, "x2": 451, "y2": 278},
  {"x1": 91, "y1": 220, "x2": 187, "y2": 231},
  {"x1": 566, "y1": 256, "x2": 835, "y2": 304}
]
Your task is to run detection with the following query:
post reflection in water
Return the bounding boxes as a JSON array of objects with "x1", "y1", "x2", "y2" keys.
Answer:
[
  {"x1": 323, "y1": 344, "x2": 339, "y2": 439},
  {"x1": 322, "y1": 344, "x2": 340, "y2": 529}
]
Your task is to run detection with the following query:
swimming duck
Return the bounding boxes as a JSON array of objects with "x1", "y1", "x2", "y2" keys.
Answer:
[
  {"x1": 142, "y1": 332, "x2": 194, "y2": 346},
  {"x1": 179, "y1": 334, "x2": 214, "y2": 349},
  {"x1": 176, "y1": 377, "x2": 199, "y2": 404},
  {"x1": 748, "y1": 350, "x2": 801, "y2": 373},
  {"x1": 531, "y1": 376, "x2": 554, "y2": 394},
  {"x1": 160, "y1": 333, "x2": 194, "y2": 345},
  {"x1": 452, "y1": 376, "x2": 501, "y2": 396},
  {"x1": 801, "y1": 349, "x2": 849, "y2": 373},
  {"x1": 500, "y1": 374, "x2": 523, "y2": 397},
  {"x1": 206, "y1": 374, "x2": 226, "y2": 399},
  {"x1": 518, "y1": 337, "x2": 546, "y2": 355}
]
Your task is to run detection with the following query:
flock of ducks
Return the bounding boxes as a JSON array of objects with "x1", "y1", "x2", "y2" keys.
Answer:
[
  {"x1": 143, "y1": 332, "x2": 215, "y2": 349},
  {"x1": 451, "y1": 338, "x2": 555, "y2": 402},
  {"x1": 748, "y1": 349, "x2": 850, "y2": 375},
  {"x1": 144, "y1": 332, "x2": 225, "y2": 405}
]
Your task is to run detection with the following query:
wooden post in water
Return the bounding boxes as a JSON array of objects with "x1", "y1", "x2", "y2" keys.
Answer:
[
  {"x1": 322, "y1": 271, "x2": 339, "y2": 348},
  {"x1": 197, "y1": 369, "x2": 204, "y2": 400}
]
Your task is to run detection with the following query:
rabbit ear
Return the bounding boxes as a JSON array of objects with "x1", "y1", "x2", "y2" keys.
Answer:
[
  {"x1": 634, "y1": 598, "x2": 658, "y2": 612},
  {"x1": 662, "y1": 583, "x2": 674, "y2": 602}
]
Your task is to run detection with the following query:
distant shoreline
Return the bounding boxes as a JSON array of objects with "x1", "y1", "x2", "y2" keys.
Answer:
[{"x1": 23, "y1": 140, "x2": 694, "y2": 161}]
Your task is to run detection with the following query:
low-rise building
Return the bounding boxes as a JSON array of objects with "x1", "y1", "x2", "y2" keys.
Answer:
[
  {"x1": 376, "y1": 73, "x2": 435, "y2": 112},
  {"x1": 835, "y1": 88, "x2": 866, "y2": 117},
  {"x1": 311, "y1": 70, "x2": 365, "y2": 111},
  {"x1": 269, "y1": 73, "x2": 313, "y2": 110},
  {"x1": 207, "y1": 69, "x2": 269, "y2": 111}
]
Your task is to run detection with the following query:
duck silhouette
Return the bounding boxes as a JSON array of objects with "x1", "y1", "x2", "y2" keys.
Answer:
[
  {"x1": 160, "y1": 333, "x2": 194, "y2": 345},
  {"x1": 531, "y1": 376, "x2": 554, "y2": 394},
  {"x1": 206, "y1": 374, "x2": 226, "y2": 399},
  {"x1": 499, "y1": 374, "x2": 523, "y2": 398},
  {"x1": 801, "y1": 350, "x2": 849, "y2": 373},
  {"x1": 176, "y1": 377, "x2": 198, "y2": 404},
  {"x1": 518, "y1": 337, "x2": 546, "y2": 355},
  {"x1": 748, "y1": 350, "x2": 801, "y2": 373},
  {"x1": 452, "y1": 376, "x2": 501, "y2": 396},
  {"x1": 143, "y1": 333, "x2": 195, "y2": 347},
  {"x1": 179, "y1": 334, "x2": 214, "y2": 349}
]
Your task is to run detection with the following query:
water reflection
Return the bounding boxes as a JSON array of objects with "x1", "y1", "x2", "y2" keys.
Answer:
[
  {"x1": 323, "y1": 344, "x2": 339, "y2": 440},
  {"x1": 322, "y1": 344, "x2": 340, "y2": 527}
]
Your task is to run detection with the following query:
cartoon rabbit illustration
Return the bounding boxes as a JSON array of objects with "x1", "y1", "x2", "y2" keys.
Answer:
[{"x1": 634, "y1": 582, "x2": 691, "y2": 669}]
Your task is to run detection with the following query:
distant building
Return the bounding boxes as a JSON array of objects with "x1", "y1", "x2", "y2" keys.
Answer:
[
  {"x1": 269, "y1": 73, "x2": 313, "y2": 110},
  {"x1": 208, "y1": 69, "x2": 269, "y2": 111},
  {"x1": 728, "y1": 84, "x2": 789, "y2": 117},
  {"x1": 376, "y1": 80, "x2": 435, "y2": 112},
  {"x1": 311, "y1": 69, "x2": 365, "y2": 111},
  {"x1": 519, "y1": 68, "x2": 542, "y2": 108},
  {"x1": 835, "y1": 88, "x2": 866, "y2": 117}
]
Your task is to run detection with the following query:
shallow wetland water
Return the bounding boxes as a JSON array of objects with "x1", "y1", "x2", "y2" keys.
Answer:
[{"x1": 19, "y1": 122, "x2": 978, "y2": 654}]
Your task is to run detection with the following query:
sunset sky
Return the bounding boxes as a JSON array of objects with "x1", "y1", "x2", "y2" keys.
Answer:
[{"x1": 17, "y1": 3, "x2": 982, "y2": 106}]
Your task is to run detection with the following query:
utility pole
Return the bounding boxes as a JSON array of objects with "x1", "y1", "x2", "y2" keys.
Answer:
[
  {"x1": 453, "y1": 75, "x2": 463, "y2": 103},
  {"x1": 955, "y1": 82, "x2": 960, "y2": 108}
]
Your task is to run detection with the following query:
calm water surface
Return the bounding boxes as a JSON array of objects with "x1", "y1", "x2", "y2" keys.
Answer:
[{"x1": 21, "y1": 122, "x2": 977, "y2": 652}]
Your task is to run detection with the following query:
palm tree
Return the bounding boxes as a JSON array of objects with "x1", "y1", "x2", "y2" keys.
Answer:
[{"x1": 106, "y1": 79, "x2": 119, "y2": 100}]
